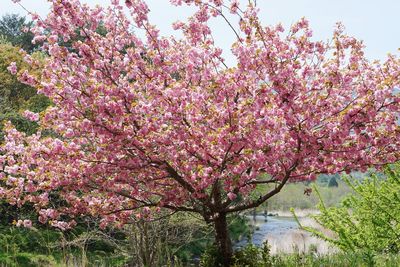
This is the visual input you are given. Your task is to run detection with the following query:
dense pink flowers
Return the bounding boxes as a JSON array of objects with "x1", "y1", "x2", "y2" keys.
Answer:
[
  {"x1": 23, "y1": 110, "x2": 39, "y2": 122},
  {"x1": 1, "y1": 0, "x2": 399, "y2": 228}
]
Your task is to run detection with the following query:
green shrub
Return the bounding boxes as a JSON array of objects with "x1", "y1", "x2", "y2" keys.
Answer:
[
  {"x1": 296, "y1": 163, "x2": 400, "y2": 258},
  {"x1": 0, "y1": 252, "x2": 56, "y2": 267},
  {"x1": 199, "y1": 245, "x2": 222, "y2": 267},
  {"x1": 200, "y1": 241, "x2": 272, "y2": 267}
]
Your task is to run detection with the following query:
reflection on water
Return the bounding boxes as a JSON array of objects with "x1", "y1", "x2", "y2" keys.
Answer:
[{"x1": 235, "y1": 215, "x2": 334, "y2": 254}]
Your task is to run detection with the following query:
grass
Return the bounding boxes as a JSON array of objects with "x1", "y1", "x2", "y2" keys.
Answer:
[{"x1": 267, "y1": 251, "x2": 400, "y2": 267}]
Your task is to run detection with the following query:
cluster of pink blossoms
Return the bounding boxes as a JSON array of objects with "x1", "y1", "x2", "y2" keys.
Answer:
[
  {"x1": 0, "y1": 0, "x2": 399, "y2": 228},
  {"x1": 7, "y1": 62, "x2": 17, "y2": 75}
]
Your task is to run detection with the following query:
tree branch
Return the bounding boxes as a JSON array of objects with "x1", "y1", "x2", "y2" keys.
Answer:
[{"x1": 226, "y1": 161, "x2": 298, "y2": 213}]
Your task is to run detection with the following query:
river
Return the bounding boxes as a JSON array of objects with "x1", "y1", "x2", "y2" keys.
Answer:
[{"x1": 235, "y1": 214, "x2": 333, "y2": 254}]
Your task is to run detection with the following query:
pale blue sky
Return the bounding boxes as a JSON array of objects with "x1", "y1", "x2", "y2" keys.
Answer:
[{"x1": 1, "y1": 0, "x2": 399, "y2": 65}]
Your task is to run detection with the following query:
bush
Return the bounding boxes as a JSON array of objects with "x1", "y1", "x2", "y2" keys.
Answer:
[
  {"x1": 200, "y1": 241, "x2": 272, "y2": 267},
  {"x1": 297, "y1": 164, "x2": 400, "y2": 256},
  {"x1": 0, "y1": 252, "x2": 56, "y2": 267}
]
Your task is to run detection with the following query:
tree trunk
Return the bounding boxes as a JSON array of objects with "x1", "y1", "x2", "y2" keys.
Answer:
[{"x1": 214, "y1": 213, "x2": 233, "y2": 266}]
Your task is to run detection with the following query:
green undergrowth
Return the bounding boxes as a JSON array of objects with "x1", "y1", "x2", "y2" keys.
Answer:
[
  {"x1": 0, "y1": 213, "x2": 251, "y2": 267},
  {"x1": 201, "y1": 241, "x2": 400, "y2": 267}
]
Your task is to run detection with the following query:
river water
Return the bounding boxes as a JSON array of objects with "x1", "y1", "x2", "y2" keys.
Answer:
[{"x1": 235, "y1": 215, "x2": 333, "y2": 254}]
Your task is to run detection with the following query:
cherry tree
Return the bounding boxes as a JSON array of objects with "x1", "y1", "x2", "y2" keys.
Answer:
[{"x1": 1, "y1": 0, "x2": 400, "y2": 264}]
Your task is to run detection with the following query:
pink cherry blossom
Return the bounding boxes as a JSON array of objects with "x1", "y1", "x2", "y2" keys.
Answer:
[
  {"x1": 227, "y1": 192, "x2": 237, "y2": 201},
  {"x1": 16, "y1": 219, "x2": 32, "y2": 228},
  {"x1": 23, "y1": 219, "x2": 33, "y2": 228},
  {"x1": 23, "y1": 110, "x2": 39, "y2": 122},
  {"x1": 7, "y1": 62, "x2": 17, "y2": 75}
]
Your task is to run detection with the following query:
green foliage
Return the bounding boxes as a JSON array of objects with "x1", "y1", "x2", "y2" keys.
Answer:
[
  {"x1": 199, "y1": 244, "x2": 223, "y2": 267},
  {"x1": 200, "y1": 242, "x2": 400, "y2": 267},
  {"x1": 200, "y1": 241, "x2": 272, "y2": 267},
  {"x1": 25, "y1": 94, "x2": 52, "y2": 113},
  {"x1": 0, "y1": 43, "x2": 34, "y2": 112},
  {"x1": 0, "y1": 42, "x2": 48, "y2": 111},
  {"x1": 267, "y1": 251, "x2": 400, "y2": 267},
  {"x1": 297, "y1": 164, "x2": 400, "y2": 256},
  {"x1": 0, "y1": 225, "x2": 59, "y2": 267},
  {"x1": 0, "y1": 112, "x2": 39, "y2": 136},
  {"x1": 0, "y1": 253, "x2": 56, "y2": 267},
  {"x1": 232, "y1": 243, "x2": 272, "y2": 267},
  {"x1": 0, "y1": 43, "x2": 51, "y2": 139},
  {"x1": 229, "y1": 215, "x2": 252, "y2": 243},
  {"x1": 0, "y1": 222, "x2": 129, "y2": 267}
]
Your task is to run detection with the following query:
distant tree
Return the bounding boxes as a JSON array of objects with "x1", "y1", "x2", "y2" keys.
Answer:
[
  {"x1": 0, "y1": 43, "x2": 35, "y2": 112},
  {"x1": 0, "y1": 14, "x2": 37, "y2": 52},
  {"x1": 317, "y1": 174, "x2": 331, "y2": 185},
  {"x1": 0, "y1": 43, "x2": 50, "y2": 136},
  {"x1": 328, "y1": 176, "x2": 339, "y2": 187}
]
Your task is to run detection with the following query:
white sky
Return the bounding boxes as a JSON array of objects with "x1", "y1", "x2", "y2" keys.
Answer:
[{"x1": 1, "y1": 0, "x2": 399, "y2": 66}]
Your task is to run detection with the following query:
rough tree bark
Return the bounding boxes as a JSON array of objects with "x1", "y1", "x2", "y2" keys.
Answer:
[{"x1": 214, "y1": 212, "x2": 233, "y2": 267}]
